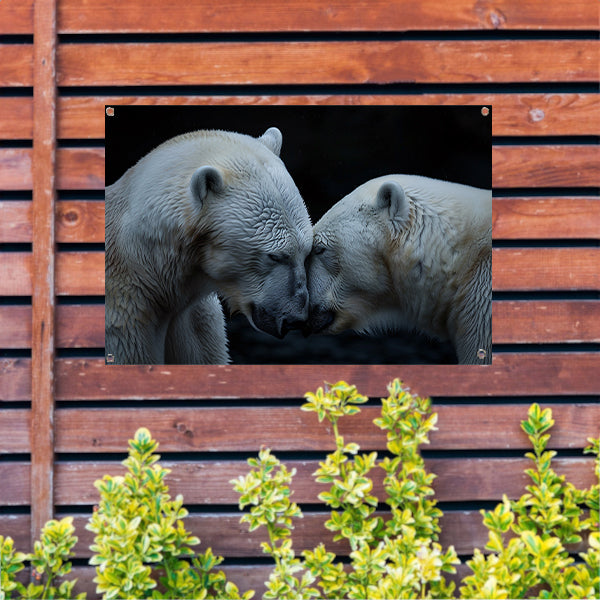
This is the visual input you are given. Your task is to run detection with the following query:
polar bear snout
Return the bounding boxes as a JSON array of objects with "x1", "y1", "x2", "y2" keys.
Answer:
[{"x1": 251, "y1": 302, "x2": 308, "y2": 339}]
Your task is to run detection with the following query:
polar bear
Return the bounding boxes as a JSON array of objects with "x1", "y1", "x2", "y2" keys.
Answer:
[
  {"x1": 105, "y1": 127, "x2": 312, "y2": 365},
  {"x1": 305, "y1": 174, "x2": 491, "y2": 365}
]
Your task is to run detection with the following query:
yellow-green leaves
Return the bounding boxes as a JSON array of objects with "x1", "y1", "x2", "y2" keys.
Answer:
[{"x1": 87, "y1": 427, "x2": 248, "y2": 600}]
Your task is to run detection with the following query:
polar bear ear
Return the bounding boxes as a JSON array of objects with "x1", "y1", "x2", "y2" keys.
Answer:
[
  {"x1": 258, "y1": 127, "x2": 282, "y2": 156},
  {"x1": 189, "y1": 166, "x2": 224, "y2": 207},
  {"x1": 375, "y1": 181, "x2": 409, "y2": 227}
]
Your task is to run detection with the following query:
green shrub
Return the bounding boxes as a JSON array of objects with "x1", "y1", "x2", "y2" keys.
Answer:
[
  {"x1": 86, "y1": 427, "x2": 251, "y2": 600},
  {"x1": 0, "y1": 517, "x2": 83, "y2": 600},
  {"x1": 233, "y1": 380, "x2": 599, "y2": 599}
]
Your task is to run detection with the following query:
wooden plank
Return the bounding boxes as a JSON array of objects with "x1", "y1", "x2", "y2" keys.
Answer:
[
  {"x1": 5, "y1": 0, "x2": 599, "y2": 34},
  {"x1": 0, "y1": 359, "x2": 31, "y2": 401},
  {"x1": 57, "y1": 41, "x2": 598, "y2": 87},
  {"x1": 0, "y1": 0, "x2": 33, "y2": 34},
  {"x1": 48, "y1": 457, "x2": 595, "y2": 506},
  {"x1": 493, "y1": 248, "x2": 600, "y2": 291},
  {"x1": 0, "y1": 45, "x2": 33, "y2": 86},
  {"x1": 30, "y1": 0, "x2": 58, "y2": 547},
  {"x1": 4, "y1": 353, "x2": 599, "y2": 403},
  {"x1": 1, "y1": 462, "x2": 31, "y2": 506},
  {"x1": 57, "y1": 0, "x2": 600, "y2": 33},
  {"x1": 0, "y1": 98, "x2": 33, "y2": 139},
  {"x1": 0, "y1": 149, "x2": 32, "y2": 190},
  {"x1": 0, "y1": 201, "x2": 32, "y2": 243},
  {"x1": 50, "y1": 353, "x2": 600, "y2": 401},
  {"x1": 1, "y1": 456, "x2": 596, "y2": 507},
  {"x1": 0, "y1": 200, "x2": 105, "y2": 243},
  {"x1": 493, "y1": 197, "x2": 600, "y2": 240},
  {"x1": 0, "y1": 409, "x2": 30, "y2": 453},
  {"x1": 55, "y1": 94, "x2": 600, "y2": 139},
  {"x1": 493, "y1": 145, "x2": 600, "y2": 188},
  {"x1": 4, "y1": 198, "x2": 597, "y2": 245},
  {"x1": 56, "y1": 200, "x2": 105, "y2": 242},
  {"x1": 56, "y1": 252, "x2": 105, "y2": 295},
  {"x1": 0, "y1": 305, "x2": 105, "y2": 349},
  {"x1": 493, "y1": 300, "x2": 600, "y2": 344},
  {"x1": 0, "y1": 253, "x2": 32, "y2": 295},
  {"x1": 53, "y1": 404, "x2": 600, "y2": 453},
  {"x1": 56, "y1": 148, "x2": 104, "y2": 190}
]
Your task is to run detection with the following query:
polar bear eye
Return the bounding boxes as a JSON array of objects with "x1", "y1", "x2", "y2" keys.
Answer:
[
  {"x1": 312, "y1": 246, "x2": 326, "y2": 256},
  {"x1": 267, "y1": 253, "x2": 286, "y2": 264}
]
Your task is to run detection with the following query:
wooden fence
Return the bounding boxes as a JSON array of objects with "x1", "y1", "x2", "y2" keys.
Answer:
[{"x1": 0, "y1": 0, "x2": 598, "y2": 596}]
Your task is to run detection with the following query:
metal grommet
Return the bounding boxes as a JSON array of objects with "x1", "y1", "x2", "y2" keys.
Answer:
[
  {"x1": 481, "y1": 107, "x2": 490, "y2": 116},
  {"x1": 106, "y1": 107, "x2": 115, "y2": 117},
  {"x1": 106, "y1": 353, "x2": 115, "y2": 363},
  {"x1": 477, "y1": 349, "x2": 487, "y2": 360}
]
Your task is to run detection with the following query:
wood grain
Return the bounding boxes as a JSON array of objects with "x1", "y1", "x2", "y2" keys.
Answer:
[
  {"x1": 0, "y1": 45, "x2": 33, "y2": 86},
  {"x1": 493, "y1": 248, "x2": 600, "y2": 291},
  {"x1": 0, "y1": 149, "x2": 32, "y2": 190},
  {"x1": 493, "y1": 145, "x2": 600, "y2": 188},
  {"x1": 0, "y1": 98, "x2": 33, "y2": 139},
  {"x1": 3, "y1": 0, "x2": 599, "y2": 34},
  {"x1": 52, "y1": 404, "x2": 600, "y2": 453},
  {"x1": 31, "y1": 0, "x2": 58, "y2": 545},
  {"x1": 0, "y1": 410, "x2": 30, "y2": 453},
  {"x1": 0, "y1": 200, "x2": 105, "y2": 243},
  {"x1": 57, "y1": 41, "x2": 599, "y2": 87},
  {"x1": 53, "y1": 93, "x2": 600, "y2": 139},
  {"x1": 493, "y1": 301, "x2": 600, "y2": 343},
  {"x1": 54, "y1": 353, "x2": 600, "y2": 400},
  {"x1": 52, "y1": 456, "x2": 597, "y2": 505},
  {"x1": 493, "y1": 197, "x2": 600, "y2": 240},
  {"x1": 3, "y1": 354, "x2": 599, "y2": 402}
]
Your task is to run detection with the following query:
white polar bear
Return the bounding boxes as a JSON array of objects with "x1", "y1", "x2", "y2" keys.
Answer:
[
  {"x1": 305, "y1": 174, "x2": 492, "y2": 365},
  {"x1": 105, "y1": 127, "x2": 312, "y2": 365}
]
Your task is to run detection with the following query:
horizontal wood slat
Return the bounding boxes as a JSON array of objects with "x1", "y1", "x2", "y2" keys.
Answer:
[
  {"x1": 3, "y1": 94, "x2": 599, "y2": 139},
  {"x1": 0, "y1": 252, "x2": 104, "y2": 296},
  {"x1": 51, "y1": 404, "x2": 599, "y2": 453},
  {"x1": 492, "y1": 197, "x2": 600, "y2": 240},
  {"x1": 493, "y1": 145, "x2": 600, "y2": 188},
  {"x1": 5, "y1": 248, "x2": 598, "y2": 296},
  {"x1": 492, "y1": 248, "x2": 599, "y2": 291},
  {"x1": 2, "y1": 354, "x2": 599, "y2": 402},
  {"x1": 56, "y1": 41, "x2": 598, "y2": 86},
  {"x1": 493, "y1": 300, "x2": 600, "y2": 343},
  {"x1": 4, "y1": 198, "x2": 598, "y2": 244},
  {"x1": 2, "y1": 456, "x2": 593, "y2": 506},
  {"x1": 0, "y1": 460, "x2": 595, "y2": 506},
  {"x1": 3, "y1": 301, "x2": 600, "y2": 349},
  {"x1": 3, "y1": 147, "x2": 598, "y2": 191},
  {"x1": 0, "y1": 200, "x2": 106, "y2": 243},
  {"x1": 2, "y1": 0, "x2": 598, "y2": 34},
  {"x1": 0, "y1": 508, "x2": 588, "y2": 560},
  {"x1": 0, "y1": 410, "x2": 29, "y2": 453},
  {"x1": 0, "y1": 45, "x2": 33, "y2": 87}
]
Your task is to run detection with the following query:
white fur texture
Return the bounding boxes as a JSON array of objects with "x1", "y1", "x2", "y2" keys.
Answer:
[
  {"x1": 308, "y1": 174, "x2": 492, "y2": 365},
  {"x1": 105, "y1": 127, "x2": 312, "y2": 364}
]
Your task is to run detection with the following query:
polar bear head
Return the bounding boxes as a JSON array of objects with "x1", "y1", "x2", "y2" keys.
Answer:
[
  {"x1": 305, "y1": 177, "x2": 412, "y2": 336},
  {"x1": 304, "y1": 174, "x2": 492, "y2": 355},
  {"x1": 186, "y1": 127, "x2": 313, "y2": 339}
]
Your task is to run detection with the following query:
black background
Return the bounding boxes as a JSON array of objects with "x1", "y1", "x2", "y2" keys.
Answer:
[{"x1": 105, "y1": 105, "x2": 491, "y2": 364}]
